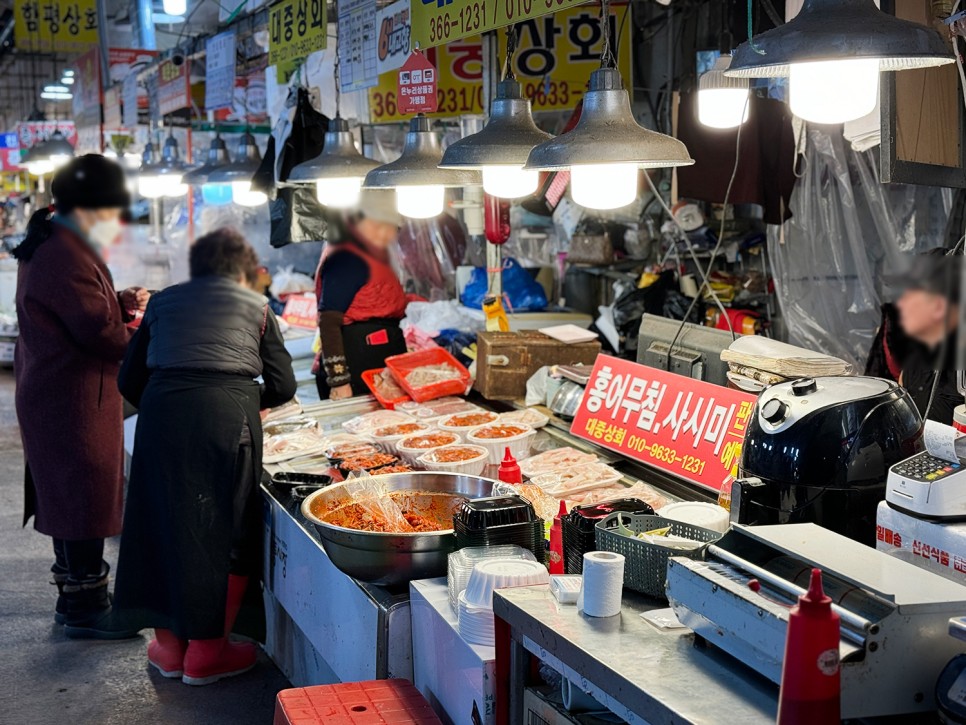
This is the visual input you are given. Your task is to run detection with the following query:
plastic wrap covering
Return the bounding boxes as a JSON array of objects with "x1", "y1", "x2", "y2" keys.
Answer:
[
  {"x1": 768, "y1": 128, "x2": 953, "y2": 369},
  {"x1": 394, "y1": 215, "x2": 468, "y2": 300}
]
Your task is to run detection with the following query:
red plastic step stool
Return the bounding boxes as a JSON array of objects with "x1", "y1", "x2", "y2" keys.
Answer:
[{"x1": 273, "y1": 679, "x2": 444, "y2": 725}]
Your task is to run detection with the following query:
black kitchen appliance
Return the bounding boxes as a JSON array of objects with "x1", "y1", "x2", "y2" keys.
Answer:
[{"x1": 733, "y1": 376, "x2": 923, "y2": 545}]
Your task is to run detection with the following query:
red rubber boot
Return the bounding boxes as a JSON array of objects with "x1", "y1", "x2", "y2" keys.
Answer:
[
  {"x1": 148, "y1": 629, "x2": 188, "y2": 678},
  {"x1": 181, "y1": 575, "x2": 257, "y2": 686}
]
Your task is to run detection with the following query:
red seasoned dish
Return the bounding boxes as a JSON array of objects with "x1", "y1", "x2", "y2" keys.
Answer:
[
  {"x1": 428, "y1": 446, "x2": 487, "y2": 463},
  {"x1": 339, "y1": 452, "x2": 399, "y2": 472},
  {"x1": 443, "y1": 412, "x2": 498, "y2": 428},
  {"x1": 399, "y1": 433, "x2": 459, "y2": 449},
  {"x1": 472, "y1": 425, "x2": 527, "y2": 440},
  {"x1": 373, "y1": 423, "x2": 426, "y2": 438}
]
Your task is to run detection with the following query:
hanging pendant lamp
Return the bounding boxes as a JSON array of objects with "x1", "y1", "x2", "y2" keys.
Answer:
[
  {"x1": 364, "y1": 115, "x2": 481, "y2": 219},
  {"x1": 727, "y1": 0, "x2": 953, "y2": 124},
  {"x1": 289, "y1": 118, "x2": 379, "y2": 209},
  {"x1": 208, "y1": 133, "x2": 267, "y2": 207},
  {"x1": 525, "y1": 67, "x2": 693, "y2": 210},
  {"x1": 697, "y1": 55, "x2": 750, "y2": 129},
  {"x1": 439, "y1": 78, "x2": 552, "y2": 199},
  {"x1": 139, "y1": 134, "x2": 189, "y2": 198},
  {"x1": 182, "y1": 135, "x2": 231, "y2": 184},
  {"x1": 19, "y1": 146, "x2": 54, "y2": 176},
  {"x1": 40, "y1": 130, "x2": 75, "y2": 170}
]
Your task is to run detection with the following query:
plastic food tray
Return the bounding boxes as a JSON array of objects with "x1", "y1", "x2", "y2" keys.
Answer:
[
  {"x1": 361, "y1": 368, "x2": 411, "y2": 410},
  {"x1": 384, "y1": 348, "x2": 471, "y2": 403},
  {"x1": 594, "y1": 512, "x2": 721, "y2": 598}
]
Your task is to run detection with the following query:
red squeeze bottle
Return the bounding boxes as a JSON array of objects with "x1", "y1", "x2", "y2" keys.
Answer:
[
  {"x1": 498, "y1": 447, "x2": 522, "y2": 484},
  {"x1": 548, "y1": 500, "x2": 567, "y2": 574},
  {"x1": 777, "y1": 568, "x2": 842, "y2": 725}
]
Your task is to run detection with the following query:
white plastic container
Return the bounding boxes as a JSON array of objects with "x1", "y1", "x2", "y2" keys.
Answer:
[
  {"x1": 659, "y1": 501, "x2": 730, "y2": 534},
  {"x1": 462, "y1": 558, "x2": 550, "y2": 608},
  {"x1": 499, "y1": 408, "x2": 550, "y2": 429},
  {"x1": 438, "y1": 410, "x2": 501, "y2": 437},
  {"x1": 466, "y1": 423, "x2": 536, "y2": 465},
  {"x1": 418, "y1": 444, "x2": 490, "y2": 477},
  {"x1": 396, "y1": 431, "x2": 461, "y2": 464},
  {"x1": 367, "y1": 421, "x2": 434, "y2": 453}
]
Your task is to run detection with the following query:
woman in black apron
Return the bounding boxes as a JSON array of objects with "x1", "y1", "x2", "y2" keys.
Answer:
[
  {"x1": 114, "y1": 228, "x2": 296, "y2": 685},
  {"x1": 316, "y1": 189, "x2": 410, "y2": 400}
]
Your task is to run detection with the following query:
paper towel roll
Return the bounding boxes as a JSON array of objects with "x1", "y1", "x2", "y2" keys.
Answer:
[
  {"x1": 579, "y1": 551, "x2": 624, "y2": 617},
  {"x1": 561, "y1": 678, "x2": 605, "y2": 713}
]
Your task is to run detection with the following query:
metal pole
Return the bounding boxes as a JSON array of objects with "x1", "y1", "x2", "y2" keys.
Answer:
[
  {"x1": 96, "y1": 0, "x2": 111, "y2": 88},
  {"x1": 133, "y1": 0, "x2": 158, "y2": 49}
]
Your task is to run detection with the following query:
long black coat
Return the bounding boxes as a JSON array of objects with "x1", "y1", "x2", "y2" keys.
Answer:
[{"x1": 114, "y1": 279, "x2": 295, "y2": 639}]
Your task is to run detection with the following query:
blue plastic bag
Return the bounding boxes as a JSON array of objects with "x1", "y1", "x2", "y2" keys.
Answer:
[{"x1": 461, "y1": 257, "x2": 548, "y2": 312}]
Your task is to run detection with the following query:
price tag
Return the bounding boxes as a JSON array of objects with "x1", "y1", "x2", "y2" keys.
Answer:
[
  {"x1": 397, "y1": 50, "x2": 438, "y2": 115},
  {"x1": 281, "y1": 293, "x2": 319, "y2": 330},
  {"x1": 570, "y1": 355, "x2": 757, "y2": 492}
]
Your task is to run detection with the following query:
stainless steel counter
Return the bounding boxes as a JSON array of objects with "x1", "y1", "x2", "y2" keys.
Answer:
[{"x1": 492, "y1": 585, "x2": 777, "y2": 725}]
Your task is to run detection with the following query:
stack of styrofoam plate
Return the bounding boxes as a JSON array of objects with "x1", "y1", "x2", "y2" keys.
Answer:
[
  {"x1": 447, "y1": 545, "x2": 537, "y2": 612},
  {"x1": 458, "y1": 559, "x2": 550, "y2": 646}
]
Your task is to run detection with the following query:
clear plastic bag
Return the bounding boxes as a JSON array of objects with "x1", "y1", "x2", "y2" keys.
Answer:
[{"x1": 342, "y1": 472, "x2": 414, "y2": 533}]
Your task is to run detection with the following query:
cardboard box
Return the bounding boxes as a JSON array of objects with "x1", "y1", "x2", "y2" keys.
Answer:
[
  {"x1": 523, "y1": 687, "x2": 620, "y2": 725},
  {"x1": 475, "y1": 332, "x2": 600, "y2": 400}
]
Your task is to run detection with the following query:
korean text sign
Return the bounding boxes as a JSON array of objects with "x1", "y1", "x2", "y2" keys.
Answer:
[
  {"x1": 269, "y1": 0, "x2": 327, "y2": 78},
  {"x1": 15, "y1": 0, "x2": 98, "y2": 53},
  {"x1": 157, "y1": 59, "x2": 191, "y2": 117},
  {"x1": 411, "y1": 0, "x2": 587, "y2": 48},
  {"x1": 570, "y1": 356, "x2": 757, "y2": 492},
  {"x1": 368, "y1": 4, "x2": 631, "y2": 122}
]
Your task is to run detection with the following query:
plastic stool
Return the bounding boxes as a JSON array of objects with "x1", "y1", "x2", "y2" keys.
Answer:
[{"x1": 273, "y1": 679, "x2": 444, "y2": 725}]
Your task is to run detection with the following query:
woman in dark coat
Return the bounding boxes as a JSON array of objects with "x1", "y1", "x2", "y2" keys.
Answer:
[
  {"x1": 114, "y1": 228, "x2": 296, "y2": 686},
  {"x1": 13, "y1": 155, "x2": 148, "y2": 639}
]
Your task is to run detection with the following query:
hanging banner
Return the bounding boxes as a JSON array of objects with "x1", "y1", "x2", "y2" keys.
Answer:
[
  {"x1": 570, "y1": 356, "x2": 756, "y2": 493},
  {"x1": 410, "y1": 0, "x2": 590, "y2": 49},
  {"x1": 14, "y1": 0, "x2": 99, "y2": 53},
  {"x1": 17, "y1": 121, "x2": 77, "y2": 150},
  {"x1": 339, "y1": 0, "x2": 379, "y2": 92},
  {"x1": 157, "y1": 59, "x2": 192, "y2": 117},
  {"x1": 72, "y1": 46, "x2": 102, "y2": 128},
  {"x1": 376, "y1": 0, "x2": 411, "y2": 76},
  {"x1": 397, "y1": 50, "x2": 438, "y2": 114},
  {"x1": 122, "y1": 72, "x2": 140, "y2": 128},
  {"x1": 104, "y1": 88, "x2": 123, "y2": 129},
  {"x1": 206, "y1": 30, "x2": 237, "y2": 111},
  {"x1": 269, "y1": 0, "x2": 327, "y2": 81},
  {"x1": 213, "y1": 73, "x2": 269, "y2": 124},
  {"x1": 368, "y1": 4, "x2": 630, "y2": 123}
]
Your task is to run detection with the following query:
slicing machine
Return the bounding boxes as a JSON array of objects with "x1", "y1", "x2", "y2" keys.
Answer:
[{"x1": 665, "y1": 523, "x2": 966, "y2": 719}]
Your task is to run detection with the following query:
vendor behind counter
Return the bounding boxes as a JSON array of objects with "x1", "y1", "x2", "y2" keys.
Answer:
[{"x1": 888, "y1": 250, "x2": 961, "y2": 424}]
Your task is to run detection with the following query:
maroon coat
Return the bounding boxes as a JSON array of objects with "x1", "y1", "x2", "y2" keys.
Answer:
[{"x1": 15, "y1": 223, "x2": 131, "y2": 539}]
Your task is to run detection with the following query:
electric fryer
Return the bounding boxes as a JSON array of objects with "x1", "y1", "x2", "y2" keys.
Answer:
[{"x1": 733, "y1": 376, "x2": 923, "y2": 545}]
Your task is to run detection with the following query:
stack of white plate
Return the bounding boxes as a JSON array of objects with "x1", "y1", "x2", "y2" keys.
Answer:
[
  {"x1": 457, "y1": 559, "x2": 550, "y2": 646},
  {"x1": 448, "y1": 545, "x2": 537, "y2": 613}
]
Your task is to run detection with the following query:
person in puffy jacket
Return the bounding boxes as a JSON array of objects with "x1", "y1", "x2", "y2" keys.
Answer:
[
  {"x1": 315, "y1": 189, "x2": 409, "y2": 400},
  {"x1": 114, "y1": 228, "x2": 296, "y2": 686}
]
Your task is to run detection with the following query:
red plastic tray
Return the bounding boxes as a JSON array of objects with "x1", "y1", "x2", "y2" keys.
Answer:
[
  {"x1": 361, "y1": 368, "x2": 411, "y2": 410},
  {"x1": 384, "y1": 348, "x2": 471, "y2": 403}
]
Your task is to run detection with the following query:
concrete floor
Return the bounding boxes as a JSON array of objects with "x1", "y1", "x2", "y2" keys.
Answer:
[{"x1": 0, "y1": 369, "x2": 292, "y2": 724}]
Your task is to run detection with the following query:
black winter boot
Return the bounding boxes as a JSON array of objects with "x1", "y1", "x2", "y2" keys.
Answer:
[
  {"x1": 51, "y1": 570, "x2": 67, "y2": 625},
  {"x1": 62, "y1": 565, "x2": 141, "y2": 640}
]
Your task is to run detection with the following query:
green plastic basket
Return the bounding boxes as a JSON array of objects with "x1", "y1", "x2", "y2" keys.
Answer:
[{"x1": 594, "y1": 512, "x2": 722, "y2": 598}]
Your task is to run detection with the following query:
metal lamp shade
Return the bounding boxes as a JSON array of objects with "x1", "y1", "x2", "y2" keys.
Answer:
[
  {"x1": 208, "y1": 133, "x2": 262, "y2": 184},
  {"x1": 439, "y1": 79, "x2": 552, "y2": 169},
  {"x1": 700, "y1": 55, "x2": 748, "y2": 93},
  {"x1": 182, "y1": 136, "x2": 231, "y2": 184},
  {"x1": 728, "y1": 0, "x2": 953, "y2": 77},
  {"x1": 288, "y1": 118, "x2": 378, "y2": 183},
  {"x1": 41, "y1": 130, "x2": 75, "y2": 159},
  {"x1": 524, "y1": 68, "x2": 694, "y2": 171},
  {"x1": 364, "y1": 116, "x2": 480, "y2": 189}
]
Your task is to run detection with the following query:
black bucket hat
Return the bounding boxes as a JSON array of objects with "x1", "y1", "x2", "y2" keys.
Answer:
[{"x1": 51, "y1": 154, "x2": 131, "y2": 213}]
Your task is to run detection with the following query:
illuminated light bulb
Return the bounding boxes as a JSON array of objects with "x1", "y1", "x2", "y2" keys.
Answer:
[
  {"x1": 167, "y1": 181, "x2": 189, "y2": 197},
  {"x1": 138, "y1": 176, "x2": 165, "y2": 198},
  {"x1": 570, "y1": 164, "x2": 638, "y2": 210},
  {"x1": 232, "y1": 180, "x2": 267, "y2": 206},
  {"x1": 789, "y1": 58, "x2": 879, "y2": 124},
  {"x1": 24, "y1": 160, "x2": 55, "y2": 176},
  {"x1": 697, "y1": 88, "x2": 750, "y2": 129},
  {"x1": 396, "y1": 185, "x2": 444, "y2": 218},
  {"x1": 48, "y1": 154, "x2": 71, "y2": 171},
  {"x1": 163, "y1": 0, "x2": 187, "y2": 15},
  {"x1": 316, "y1": 177, "x2": 362, "y2": 208},
  {"x1": 481, "y1": 166, "x2": 538, "y2": 199},
  {"x1": 202, "y1": 183, "x2": 234, "y2": 206}
]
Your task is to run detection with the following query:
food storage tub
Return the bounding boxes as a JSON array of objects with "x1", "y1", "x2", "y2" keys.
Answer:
[
  {"x1": 466, "y1": 423, "x2": 536, "y2": 465},
  {"x1": 418, "y1": 444, "x2": 490, "y2": 476},
  {"x1": 437, "y1": 410, "x2": 501, "y2": 437},
  {"x1": 361, "y1": 367, "x2": 411, "y2": 409},
  {"x1": 396, "y1": 431, "x2": 461, "y2": 464},
  {"x1": 385, "y1": 348, "x2": 472, "y2": 403}
]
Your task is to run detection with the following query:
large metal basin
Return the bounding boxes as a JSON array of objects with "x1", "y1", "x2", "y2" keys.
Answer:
[{"x1": 300, "y1": 472, "x2": 496, "y2": 586}]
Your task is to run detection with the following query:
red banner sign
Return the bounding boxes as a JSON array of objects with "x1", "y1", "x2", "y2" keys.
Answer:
[
  {"x1": 16, "y1": 121, "x2": 76, "y2": 149},
  {"x1": 397, "y1": 50, "x2": 438, "y2": 115},
  {"x1": 157, "y1": 59, "x2": 191, "y2": 117},
  {"x1": 281, "y1": 293, "x2": 319, "y2": 330},
  {"x1": 570, "y1": 355, "x2": 757, "y2": 492}
]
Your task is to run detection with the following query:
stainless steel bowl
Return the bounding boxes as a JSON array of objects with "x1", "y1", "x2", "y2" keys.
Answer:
[
  {"x1": 550, "y1": 381, "x2": 585, "y2": 419},
  {"x1": 300, "y1": 472, "x2": 496, "y2": 586}
]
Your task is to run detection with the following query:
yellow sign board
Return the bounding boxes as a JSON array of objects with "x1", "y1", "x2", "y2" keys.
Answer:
[
  {"x1": 369, "y1": 4, "x2": 630, "y2": 123},
  {"x1": 15, "y1": 0, "x2": 99, "y2": 53},
  {"x1": 412, "y1": 0, "x2": 591, "y2": 49},
  {"x1": 269, "y1": 0, "x2": 327, "y2": 80}
]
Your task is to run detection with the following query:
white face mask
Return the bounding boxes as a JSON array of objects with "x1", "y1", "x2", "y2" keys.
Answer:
[{"x1": 87, "y1": 218, "x2": 123, "y2": 250}]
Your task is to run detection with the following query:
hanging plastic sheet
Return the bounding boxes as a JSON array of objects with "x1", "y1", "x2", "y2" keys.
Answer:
[
  {"x1": 394, "y1": 215, "x2": 468, "y2": 300},
  {"x1": 767, "y1": 128, "x2": 953, "y2": 369}
]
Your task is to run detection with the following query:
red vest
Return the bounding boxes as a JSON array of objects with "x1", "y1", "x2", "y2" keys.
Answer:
[{"x1": 320, "y1": 241, "x2": 408, "y2": 324}]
